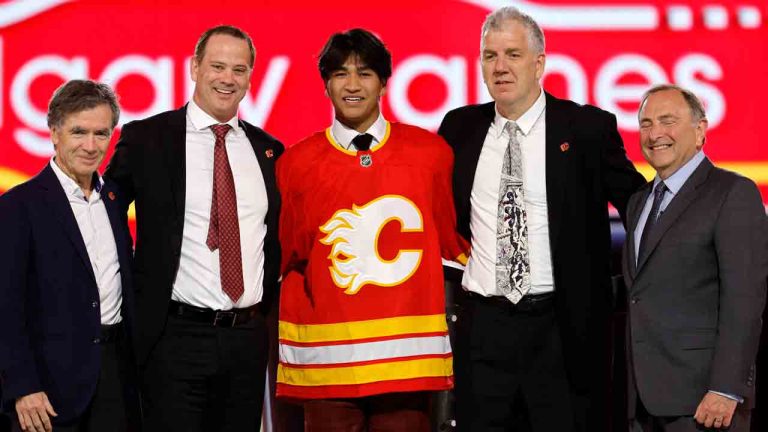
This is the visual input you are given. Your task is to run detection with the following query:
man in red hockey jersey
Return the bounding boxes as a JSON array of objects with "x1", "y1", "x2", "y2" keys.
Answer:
[{"x1": 276, "y1": 29, "x2": 469, "y2": 431}]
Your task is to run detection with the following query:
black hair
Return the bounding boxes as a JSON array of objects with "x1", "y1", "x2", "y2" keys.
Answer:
[{"x1": 318, "y1": 28, "x2": 392, "y2": 85}]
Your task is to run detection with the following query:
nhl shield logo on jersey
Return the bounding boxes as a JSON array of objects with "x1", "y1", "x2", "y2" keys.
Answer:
[{"x1": 319, "y1": 195, "x2": 424, "y2": 294}]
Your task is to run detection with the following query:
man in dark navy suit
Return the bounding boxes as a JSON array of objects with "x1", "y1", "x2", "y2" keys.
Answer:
[{"x1": 0, "y1": 80, "x2": 138, "y2": 432}]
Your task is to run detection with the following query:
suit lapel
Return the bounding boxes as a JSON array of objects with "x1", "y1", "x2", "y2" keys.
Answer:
[
  {"x1": 101, "y1": 182, "x2": 132, "y2": 277},
  {"x1": 635, "y1": 158, "x2": 714, "y2": 274},
  {"x1": 454, "y1": 103, "x2": 494, "y2": 231},
  {"x1": 626, "y1": 183, "x2": 652, "y2": 278},
  {"x1": 242, "y1": 120, "x2": 278, "y2": 208},
  {"x1": 544, "y1": 93, "x2": 573, "y2": 248},
  {"x1": 101, "y1": 181, "x2": 134, "y2": 319},
  {"x1": 38, "y1": 165, "x2": 96, "y2": 283},
  {"x1": 163, "y1": 106, "x2": 188, "y2": 227}
]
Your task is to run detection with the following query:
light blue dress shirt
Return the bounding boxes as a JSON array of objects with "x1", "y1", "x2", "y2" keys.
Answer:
[{"x1": 632, "y1": 150, "x2": 742, "y2": 403}]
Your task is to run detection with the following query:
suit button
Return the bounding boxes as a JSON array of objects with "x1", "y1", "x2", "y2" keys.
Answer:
[
  {"x1": 93, "y1": 337, "x2": 101, "y2": 344},
  {"x1": 91, "y1": 301, "x2": 98, "y2": 308},
  {"x1": 631, "y1": 297, "x2": 639, "y2": 304}
]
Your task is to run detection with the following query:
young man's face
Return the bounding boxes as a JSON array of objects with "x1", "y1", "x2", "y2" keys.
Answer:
[{"x1": 326, "y1": 56, "x2": 386, "y2": 133}]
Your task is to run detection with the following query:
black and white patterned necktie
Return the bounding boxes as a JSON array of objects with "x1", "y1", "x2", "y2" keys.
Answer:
[{"x1": 495, "y1": 121, "x2": 530, "y2": 303}]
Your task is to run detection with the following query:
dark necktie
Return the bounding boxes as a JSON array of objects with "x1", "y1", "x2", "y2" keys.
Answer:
[
  {"x1": 206, "y1": 124, "x2": 244, "y2": 303},
  {"x1": 352, "y1": 133, "x2": 373, "y2": 151},
  {"x1": 638, "y1": 181, "x2": 668, "y2": 262}
]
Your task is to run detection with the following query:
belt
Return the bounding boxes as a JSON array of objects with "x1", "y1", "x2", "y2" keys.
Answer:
[
  {"x1": 168, "y1": 300, "x2": 262, "y2": 327},
  {"x1": 465, "y1": 291, "x2": 555, "y2": 313},
  {"x1": 100, "y1": 323, "x2": 124, "y2": 344}
]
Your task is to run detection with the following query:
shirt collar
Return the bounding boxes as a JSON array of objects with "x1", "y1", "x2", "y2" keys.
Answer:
[
  {"x1": 492, "y1": 88, "x2": 546, "y2": 138},
  {"x1": 50, "y1": 157, "x2": 103, "y2": 200},
  {"x1": 187, "y1": 99, "x2": 243, "y2": 136},
  {"x1": 331, "y1": 113, "x2": 387, "y2": 149},
  {"x1": 652, "y1": 150, "x2": 706, "y2": 196}
]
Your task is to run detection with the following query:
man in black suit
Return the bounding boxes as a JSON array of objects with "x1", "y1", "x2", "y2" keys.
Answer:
[
  {"x1": 623, "y1": 84, "x2": 767, "y2": 432},
  {"x1": 0, "y1": 80, "x2": 139, "y2": 432},
  {"x1": 438, "y1": 6, "x2": 645, "y2": 431},
  {"x1": 105, "y1": 25, "x2": 283, "y2": 432}
]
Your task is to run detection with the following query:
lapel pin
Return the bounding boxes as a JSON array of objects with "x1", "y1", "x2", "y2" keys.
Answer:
[
  {"x1": 560, "y1": 142, "x2": 570, "y2": 152},
  {"x1": 108, "y1": 191, "x2": 116, "y2": 201},
  {"x1": 265, "y1": 149, "x2": 274, "y2": 158}
]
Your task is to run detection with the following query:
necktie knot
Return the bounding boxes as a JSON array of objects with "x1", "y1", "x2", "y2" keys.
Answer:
[
  {"x1": 503, "y1": 121, "x2": 520, "y2": 138},
  {"x1": 352, "y1": 133, "x2": 374, "y2": 151},
  {"x1": 654, "y1": 181, "x2": 668, "y2": 197},
  {"x1": 211, "y1": 124, "x2": 231, "y2": 143}
]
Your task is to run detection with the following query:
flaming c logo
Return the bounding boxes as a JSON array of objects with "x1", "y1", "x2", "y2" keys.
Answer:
[{"x1": 319, "y1": 195, "x2": 424, "y2": 295}]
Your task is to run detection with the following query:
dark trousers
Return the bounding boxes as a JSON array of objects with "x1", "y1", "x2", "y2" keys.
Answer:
[
  {"x1": 303, "y1": 392, "x2": 430, "y2": 432},
  {"x1": 11, "y1": 324, "x2": 138, "y2": 432},
  {"x1": 454, "y1": 292, "x2": 573, "y2": 432},
  {"x1": 632, "y1": 396, "x2": 751, "y2": 432},
  {"x1": 141, "y1": 312, "x2": 268, "y2": 432}
]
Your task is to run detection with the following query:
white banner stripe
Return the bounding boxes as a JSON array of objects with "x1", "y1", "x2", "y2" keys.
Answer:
[{"x1": 279, "y1": 335, "x2": 451, "y2": 366}]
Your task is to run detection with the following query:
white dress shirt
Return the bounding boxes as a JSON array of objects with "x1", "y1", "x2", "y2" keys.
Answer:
[
  {"x1": 463, "y1": 89, "x2": 554, "y2": 298},
  {"x1": 171, "y1": 100, "x2": 269, "y2": 310},
  {"x1": 330, "y1": 113, "x2": 388, "y2": 150},
  {"x1": 50, "y1": 159, "x2": 122, "y2": 325}
]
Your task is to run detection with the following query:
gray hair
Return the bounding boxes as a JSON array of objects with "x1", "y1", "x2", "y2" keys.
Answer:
[
  {"x1": 481, "y1": 6, "x2": 545, "y2": 54},
  {"x1": 47, "y1": 79, "x2": 120, "y2": 130},
  {"x1": 640, "y1": 84, "x2": 707, "y2": 123}
]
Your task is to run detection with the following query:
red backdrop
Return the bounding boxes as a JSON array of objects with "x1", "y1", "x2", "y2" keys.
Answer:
[{"x1": 1, "y1": 0, "x2": 766, "y2": 205}]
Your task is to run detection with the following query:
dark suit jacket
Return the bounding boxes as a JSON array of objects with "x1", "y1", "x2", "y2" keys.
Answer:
[
  {"x1": 0, "y1": 165, "x2": 136, "y2": 423},
  {"x1": 438, "y1": 92, "x2": 645, "y2": 392},
  {"x1": 622, "y1": 158, "x2": 768, "y2": 416},
  {"x1": 104, "y1": 105, "x2": 283, "y2": 365}
]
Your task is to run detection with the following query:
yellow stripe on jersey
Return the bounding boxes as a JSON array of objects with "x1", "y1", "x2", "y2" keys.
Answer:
[
  {"x1": 278, "y1": 356, "x2": 452, "y2": 386},
  {"x1": 280, "y1": 314, "x2": 448, "y2": 344},
  {"x1": 325, "y1": 122, "x2": 391, "y2": 156}
]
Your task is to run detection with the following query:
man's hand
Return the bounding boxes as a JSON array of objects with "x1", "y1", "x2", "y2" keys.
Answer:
[
  {"x1": 15, "y1": 392, "x2": 57, "y2": 432},
  {"x1": 694, "y1": 392, "x2": 737, "y2": 429}
]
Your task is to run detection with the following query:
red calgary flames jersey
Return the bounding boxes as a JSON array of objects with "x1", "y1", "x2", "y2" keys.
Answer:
[{"x1": 276, "y1": 122, "x2": 469, "y2": 399}]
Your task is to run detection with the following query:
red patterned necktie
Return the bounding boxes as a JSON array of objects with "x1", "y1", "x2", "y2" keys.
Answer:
[{"x1": 206, "y1": 124, "x2": 244, "y2": 303}]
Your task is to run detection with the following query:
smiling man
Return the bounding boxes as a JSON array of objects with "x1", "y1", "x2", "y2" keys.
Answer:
[
  {"x1": 275, "y1": 28, "x2": 469, "y2": 431},
  {"x1": 0, "y1": 80, "x2": 139, "y2": 432},
  {"x1": 437, "y1": 6, "x2": 646, "y2": 432},
  {"x1": 105, "y1": 25, "x2": 283, "y2": 432},
  {"x1": 623, "y1": 84, "x2": 767, "y2": 432}
]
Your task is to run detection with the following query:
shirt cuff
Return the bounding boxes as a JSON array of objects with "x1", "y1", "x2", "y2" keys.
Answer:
[{"x1": 708, "y1": 390, "x2": 744, "y2": 404}]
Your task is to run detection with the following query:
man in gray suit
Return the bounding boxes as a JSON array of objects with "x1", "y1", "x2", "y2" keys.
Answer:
[{"x1": 623, "y1": 84, "x2": 768, "y2": 431}]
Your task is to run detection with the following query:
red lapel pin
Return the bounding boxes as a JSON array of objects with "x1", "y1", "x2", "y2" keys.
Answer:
[
  {"x1": 560, "y1": 142, "x2": 570, "y2": 152},
  {"x1": 108, "y1": 191, "x2": 116, "y2": 201},
  {"x1": 265, "y1": 149, "x2": 274, "y2": 158}
]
